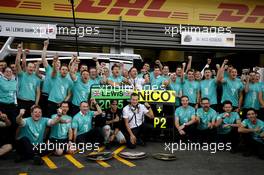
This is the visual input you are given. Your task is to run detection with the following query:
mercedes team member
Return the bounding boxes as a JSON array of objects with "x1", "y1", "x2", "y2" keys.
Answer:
[{"x1": 123, "y1": 93, "x2": 154, "y2": 149}]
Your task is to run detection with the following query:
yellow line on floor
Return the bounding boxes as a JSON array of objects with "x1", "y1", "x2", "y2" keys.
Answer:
[
  {"x1": 113, "y1": 145, "x2": 136, "y2": 167},
  {"x1": 18, "y1": 173, "x2": 28, "y2": 175},
  {"x1": 41, "y1": 156, "x2": 58, "y2": 169},
  {"x1": 88, "y1": 146, "x2": 111, "y2": 168},
  {"x1": 113, "y1": 155, "x2": 136, "y2": 167},
  {"x1": 113, "y1": 145, "x2": 126, "y2": 154},
  {"x1": 65, "y1": 154, "x2": 84, "y2": 168},
  {"x1": 96, "y1": 160, "x2": 111, "y2": 168}
]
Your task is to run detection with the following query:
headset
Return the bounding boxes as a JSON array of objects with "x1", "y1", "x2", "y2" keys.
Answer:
[{"x1": 129, "y1": 104, "x2": 139, "y2": 113}]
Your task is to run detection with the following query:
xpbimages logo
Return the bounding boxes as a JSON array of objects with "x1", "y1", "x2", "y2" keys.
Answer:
[
  {"x1": 164, "y1": 24, "x2": 232, "y2": 37},
  {"x1": 164, "y1": 141, "x2": 232, "y2": 154},
  {"x1": 32, "y1": 141, "x2": 100, "y2": 154},
  {"x1": 32, "y1": 24, "x2": 100, "y2": 38}
]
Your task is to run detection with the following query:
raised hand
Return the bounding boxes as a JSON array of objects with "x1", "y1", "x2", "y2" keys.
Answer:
[
  {"x1": 207, "y1": 58, "x2": 212, "y2": 65},
  {"x1": 44, "y1": 39, "x2": 49, "y2": 47},
  {"x1": 19, "y1": 109, "x2": 26, "y2": 116}
]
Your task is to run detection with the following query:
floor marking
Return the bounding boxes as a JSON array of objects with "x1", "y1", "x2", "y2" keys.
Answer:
[
  {"x1": 41, "y1": 156, "x2": 58, "y2": 169},
  {"x1": 113, "y1": 145, "x2": 136, "y2": 167},
  {"x1": 64, "y1": 154, "x2": 85, "y2": 168},
  {"x1": 88, "y1": 146, "x2": 111, "y2": 168}
]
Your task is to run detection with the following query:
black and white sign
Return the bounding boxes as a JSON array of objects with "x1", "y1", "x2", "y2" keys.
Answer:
[{"x1": 0, "y1": 21, "x2": 57, "y2": 39}]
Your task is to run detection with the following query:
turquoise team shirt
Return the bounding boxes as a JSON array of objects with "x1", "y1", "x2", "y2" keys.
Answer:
[
  {"x1": 17, "y1": 117, "x2": 50, "y2": 144},
  {"x1": 149, "y1": 71, "x2": 154, "y2": 81},
  {"x1": 72, "y1": 111, "x2": 95, "y2": 136},
  {"x1": 108, "y1": 75, "x2": 124, "y2": 84},
  {"x1": 169, "y1": 80, "x2": 182, "y2": 106},
  {"x1": 49, "y1": 114, "x2": 72, "y2": 140},
  {"x1": 76, "y1": 72, "x2": 81, "y2": 79},
  {"x1": 175, "y1": 106, "x2": 195, "y2": 125},
  {"x1": 217, "y1": 112, "x2": 240, "y2": 134},
  {"x1": 182, "y1": 80, "x2": 200, "y2": 104},
  {"x1": 42, "y1": 65, "x2": 72, "y2": 94},
  {"x1": 221, "y1": 78, "x2": 243, "y2": 107},
  {"x1": 150, "y1": 75, "x2": 164, "y2": 89},
  {"x1": 72, "y1": 78, "x2": 91, "y2": 106},
  {"x1": 137, "y1": 73, "x2": 144, "y2": 79},
  {"x1": 197, "y1": 107, "x2": 217, "y2": 130},
  {"x1": 0, "y1": 76, "x2": 17, "y2": 104},
  {"x1": 42, "y1": 65, "x2": 53, "y2": 94},
  {"x1": 260, "y1": 82, "x2": 264, "y2": 100},
  {"x1": 18, "y1": 71, "x2": 40, "y2": 101},
  {"x1": 161, "y1": 75, "x2": 170, "y2": 81},
  {"x1": 224, "y1": 71, "x2": 229, "y2": 79},
  {"x1": 89, "y1": 77, "x2": 102, "y2": 86},
  {"x1": 200, "y1": 79, "x2": 217, "y2": 105},
  {"x1": 142, "y1": 83, "x2": 151, "y2": 90},
  {"x1": 175, "y1": 77, "x2": 182, "y2": 84},
  {"x1": 48, "y1": 75, "x2": 73, "y2": 103},
  {"x1": 244, "y1": 82, "x2": 261, "y2": 110},
  {"x1": 242, "y1": 119, "x2": 264, "y2": 144}
]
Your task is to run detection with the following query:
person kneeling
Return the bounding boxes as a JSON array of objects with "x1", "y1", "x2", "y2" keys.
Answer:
[
  {"x1": 0, "y1": 112, "x2": 12, "y2": 158},
  {"x1": 196, "y1": 98, "x2": 217, "y2": 143},
  {"x1": 15, "y1": 106, "x2": 61, "y2": 165},
  {"x1": 49, "y1": 102, "x2": 74, "y2": 156},
  {"x1": 215, "y1": 101, "x2": 241, "y2": 153},
  {"x1": 175, "y1": 96, "x2": 197, "y2": 142},
  {"x1": 102, "y1": 100, "x2": 126, "y2": 148},
  {"x1": 72, "y1": 100, "x2": 104, "y2": 149},
  {"x1": 238, "y1": 109, "x2": 264, "y2": 160},
  {"x1": 123, "y1": 93, "x2": 154, "y2": 149}
]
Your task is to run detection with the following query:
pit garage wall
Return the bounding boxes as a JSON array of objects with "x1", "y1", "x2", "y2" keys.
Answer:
[
  {"x1": 0, "y1": 13, "x2": 264, "y2": 52},
  {"x1": 0, "y1": 0, "x2": 264, "y2": 51}
]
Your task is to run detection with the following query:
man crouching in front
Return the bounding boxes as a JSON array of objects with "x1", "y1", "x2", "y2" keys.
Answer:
[
  {"x1": 123, "y1": 93, "x2": 154, "y2": 149},
  {"x1": 15, "y1": 105, "x2": 61, "y2": 165}
]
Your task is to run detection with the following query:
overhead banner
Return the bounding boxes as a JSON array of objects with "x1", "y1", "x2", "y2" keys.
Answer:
[
  {"x1": 0, "y1": 21, "x2": 57, "y2": 39},
  {"x1": 0, "y1": 0, "x2": 263, "y2": 29},
  {"x1": 181, "y1": 32, "x2": 235, "y2": 47}
]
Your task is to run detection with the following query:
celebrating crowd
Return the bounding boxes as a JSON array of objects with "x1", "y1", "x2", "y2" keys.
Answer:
[{"x1": 0, "y1": 40, "x2": 264, "y2": 165}]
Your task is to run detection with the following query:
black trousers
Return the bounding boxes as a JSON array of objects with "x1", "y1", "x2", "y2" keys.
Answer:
[
  {"x1": 0, "y1": 102, "x2": 18, "y2": 144},
  {"x1": 0, "y1": 102, "x2": 18, "y2": 125},
  {"x1": 76, "y1": 128, "x2": 104, "y2": 144},
  {"x1": 49, "y1": 138, "x2": 69, "y2": 153},
  {"x1": 0, "y1": 128, "x2": 12, "y2": 147},
  {"x1": 176, "y1": 124, "x2": 197, "y2": 142},
  {"x1": 49, "y1": 138, "x2": 68, "y2": 144},
  {"x1": 258, "y1": 108, "x2": 264, "y2": 121},
  {"x1": 196, "y1": 128, "x2": 217, "y2": 143},
  {"x1": 125, "y1": 124, "x2": 148, "y2": 149},
  {"x1": 71, "y1": 104, "x2": 80, "y2": 117},
  {"x1": 17, "y1": 99, "x2": 35, "y2": 118},
  {"x1": 47, "y1": 101, "x2": 60, "y2": 117},
  {"x1": 189, "y1": 103, "x2": 197, "y2": 108},
  {"x1": 39, "y1": 93, "x2": 49, "y2": 117},
  {"x1": 242, "y1": 133, "x2": 264, "y2": 159},
  {"x1": 217, "y1": 129, "x2": 239, "y2": 151},
  {"x1": 210, "y1": 104, "x2": 218, "y2": 112},
  {"x1": 15, "y1": 137, "x2": 48, "y2": 160}
]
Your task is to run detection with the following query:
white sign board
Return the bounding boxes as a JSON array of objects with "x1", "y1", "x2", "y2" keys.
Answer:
[
  {"x1": 0, "y1": 21, "x2": 57, "y2": 39},
  {"x1": 181, "y1": 32, "x2": 235, "y2": 47}
]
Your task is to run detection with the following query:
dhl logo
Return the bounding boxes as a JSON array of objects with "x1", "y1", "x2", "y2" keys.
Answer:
[{"x1": 0, "y1": 0, "x2": 263, "y2": 28}]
